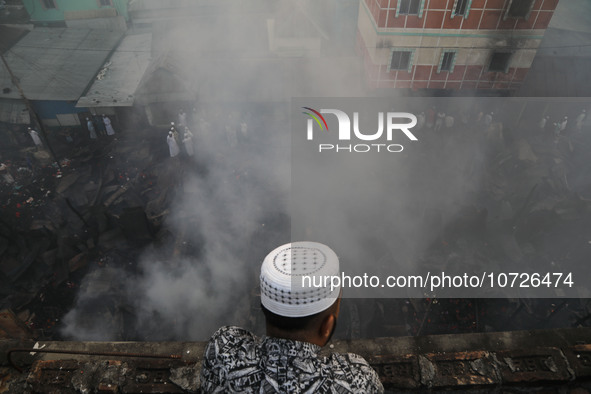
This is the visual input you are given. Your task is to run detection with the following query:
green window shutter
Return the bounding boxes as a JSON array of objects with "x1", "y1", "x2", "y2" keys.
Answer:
[
  {"x1": 437, "y1": 52, "x2": 445, "y2": 73},
  {"x1": 418, "y1": 0, "x2": 425, "y2": 18},
  {"x1": 407, "y1": 49, "x2": 415, "y2": 73},
  {"x1": 465, "y1": 0, "x2": 472, "y2": 18},
  {"x1": 395, "y1": 0, "x2": 400, "y2": 17},
  {"x1": 450, "y1": 50, "x2": 457, "y2": 72}
]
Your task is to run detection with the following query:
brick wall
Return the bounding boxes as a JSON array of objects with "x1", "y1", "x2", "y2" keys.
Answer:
[
  {"x1": 356, "y1": 30, "x2": 530, "y2": 91},
  {"x1": 366, "y1": 0, "x2": 558, "y2": 30},
  {"x1": 357, "y1": 0, "x2": 552, "y2": 91}
]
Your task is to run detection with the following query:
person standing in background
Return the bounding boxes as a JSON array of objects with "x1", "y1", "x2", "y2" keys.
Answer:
[
  {"x1": 87, "y1": 118, "x2": 97, "y2": 140},
  {"x1": 103, "y1": 115, "x2": 116, "y2": 136},
  {"x1": 167, "y1": 131, "x2": 180, "y2": 157},
  {"x1": 28, "y1": 127, "x2": 43, "y2": 150}
]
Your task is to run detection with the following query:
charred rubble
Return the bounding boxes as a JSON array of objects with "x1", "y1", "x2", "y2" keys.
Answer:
[
  {"x1": 0, "y1": 126, "x2": 185, "y2": 340},
  {"x1": 0, "y1": 100, "x2": 590, "y2": 343}
]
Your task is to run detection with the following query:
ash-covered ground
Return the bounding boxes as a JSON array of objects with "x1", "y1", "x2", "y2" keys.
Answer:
[{"x1": 0, "y1": 98, "x2": 590, "y2": 342}]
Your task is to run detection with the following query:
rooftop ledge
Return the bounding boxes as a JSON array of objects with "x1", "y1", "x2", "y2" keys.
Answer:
[{"x1": 1, "y1": 327, "x2": 591, "y2": 392}]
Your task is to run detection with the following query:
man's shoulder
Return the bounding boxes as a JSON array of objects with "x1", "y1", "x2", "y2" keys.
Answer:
[
  {"x1": 205, "y1": 325, "x2": 258, "y2": 354},
  {"x1": 209, "y1": 325, "x2": 255, "y2": 341},
  {"x1": 328, "y1": 351, "x2": 373, "y2": 366},
  {"x1": 325, "y1": 351, "x2": 384, "y2": 393}
]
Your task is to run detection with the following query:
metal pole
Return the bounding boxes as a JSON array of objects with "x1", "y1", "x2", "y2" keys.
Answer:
[{"x1": 0, "y1": 54, "x2": 62, "y2": 171}]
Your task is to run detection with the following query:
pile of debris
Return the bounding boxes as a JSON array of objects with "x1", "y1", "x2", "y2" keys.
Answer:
[{"x1": 0, "y1": 133, "x2": 178, "y2": 340}]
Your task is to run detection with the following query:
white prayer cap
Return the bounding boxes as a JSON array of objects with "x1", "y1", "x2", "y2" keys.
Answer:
[{"x1": 260, "y1": 242, "x2": 340, "y2": 318}]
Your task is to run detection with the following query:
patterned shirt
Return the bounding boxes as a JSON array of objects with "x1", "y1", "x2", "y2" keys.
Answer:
[{"x1": 200, "y1": 326, "x2": 384, "y2": 393}]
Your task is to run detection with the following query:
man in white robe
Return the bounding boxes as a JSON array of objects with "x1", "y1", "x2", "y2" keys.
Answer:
[
  {"x1": 167, "y1": 131, "x2": 180, "y2": 157},
  {"x1": 434, "y1": 112, "x2": 445, "y2": 131},
  {"x1": 560, "y1": 116, "x2": 568, "y2": 133},
  {"x1": 28, "y1": 127, "x2": 43, "y2": 149},
  {"x1": 539, "y1": 116, "x2": 549, "y2": 130},
  {"x1": 417, "y1": 112, "x2": 425, "y2": 130},
  {"x1": 444, "y1": 114, "x2": 454, "y2": 129},
  {"x1": 103, "y1": 115, "x2": 115, "y2": 136},
  {"x1": 87, "y1": 118, "x2": 97, "y2": 140},
  {"x1": 183, "y1": 128, "x2": 194, "y2": 157}
]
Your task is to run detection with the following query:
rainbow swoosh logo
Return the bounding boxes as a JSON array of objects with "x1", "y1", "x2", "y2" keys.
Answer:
[{"x1": 302, "y1": 107, "x2": 328, "y2": 132}]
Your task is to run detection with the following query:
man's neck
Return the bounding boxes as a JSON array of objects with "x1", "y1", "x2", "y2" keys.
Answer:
[{"x1": 265, "y1": 325, "x2": 323, "y2": 347}]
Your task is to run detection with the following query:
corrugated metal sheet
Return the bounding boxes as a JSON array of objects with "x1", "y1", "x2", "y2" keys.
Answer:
[
  {"x1": 77, "y1": 33, "x2": 152, "y2": 107},
  {"x1": 64, "y1": 8, "x2": 118, "y2": 20},
  {"x1": 0, "y1": 100, "x2": 30, "y2": 124},
  {"x1": 0, "y1": 28, "x2": 124, "y2": 101}
]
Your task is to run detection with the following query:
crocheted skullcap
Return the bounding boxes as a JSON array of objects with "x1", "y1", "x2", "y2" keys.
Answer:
[{"x1": 260, "y1": 242, "x2": 340, "y2": 317}]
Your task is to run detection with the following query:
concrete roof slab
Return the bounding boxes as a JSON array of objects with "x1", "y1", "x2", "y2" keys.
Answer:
[
  {"x1": 77, "y1": 33, "x2": 152, "y2": 107},
  {"x1": 0, "y1": 28, "x2": 124, "y2": 101}
]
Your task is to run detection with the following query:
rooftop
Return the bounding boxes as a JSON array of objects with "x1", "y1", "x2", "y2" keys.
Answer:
[
  {"x1": 76, "y1": 32, "x2": 152, "y2": 108},
  {"x1": 0, "y1": 28, "x2": 124, "y2": 101},
  {"x1": 518, "y1": 0, "x2": 591, "y2": 96}
]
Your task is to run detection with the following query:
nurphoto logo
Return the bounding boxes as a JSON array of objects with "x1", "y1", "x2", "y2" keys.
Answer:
[{"x1": 302, "y1": 107, "x2": 418, "y2": 153}]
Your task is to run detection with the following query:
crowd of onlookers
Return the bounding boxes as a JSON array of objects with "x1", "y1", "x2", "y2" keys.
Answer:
[{"x1": 165, "y1": 108, "x2": 251, "y2": 159}]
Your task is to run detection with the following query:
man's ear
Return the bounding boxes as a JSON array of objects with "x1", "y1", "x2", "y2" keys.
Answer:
[
  {"x1": 333, "y1": 297, "x2": 341, "y2": 318},
  {"x1": 318, "y1": 314, "x2": 336, "y2": 345}
]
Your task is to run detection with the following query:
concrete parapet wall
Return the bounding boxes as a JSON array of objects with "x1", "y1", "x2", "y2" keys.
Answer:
[{"x1": 1, "y1": 327, "x2": 591, "y2": 392}]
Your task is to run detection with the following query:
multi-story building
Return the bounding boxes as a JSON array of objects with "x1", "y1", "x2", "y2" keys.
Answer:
[{"x1": 357, "y1": 0, "x2": 559, "y2": 93}]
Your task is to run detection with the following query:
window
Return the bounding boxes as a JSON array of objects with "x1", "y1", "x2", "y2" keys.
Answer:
[
  {"x1": 98, "y1": 0, "x2": 112, "y2": 5},
  {"x1": 389, "y1": 49, "x2": 414, "y2": 72},
  {"x1": 454, "y1": 0, "x2": 468, "y2": 16},
  {"x1": 489, "y1": 52, "x2": 511, "y2": 73},
  {"x1": 398, "y1": 0, "x2": 421, "y2": 15},
  {"x1": 451, "y1": 0, "x2": 472, "y2": 18},
  {"x1": 505, "y1": 0, "x2": 534, "y2": 19},
  {"x1": 41, "y1": 0, "x2": 56, "y2": 8},
  {"x1": 438, "y1": 51, "x2": 456, "y2": 73}
]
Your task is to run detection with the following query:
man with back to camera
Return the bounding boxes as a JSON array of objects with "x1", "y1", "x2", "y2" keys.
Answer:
[{"x1": 200, "y1": 241, "x2": 384, "y2": 393}]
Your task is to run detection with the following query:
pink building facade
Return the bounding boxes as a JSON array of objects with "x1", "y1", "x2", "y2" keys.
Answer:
[{"x1": 357, "y1": 0, "x2": 559, "y2": 92}]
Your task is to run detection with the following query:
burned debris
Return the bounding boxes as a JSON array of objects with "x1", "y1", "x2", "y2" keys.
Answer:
[
  {"x1": 1, "y1": 97, "x2": 591, "y2": 345},
  {"x1": 0, "y1": 128, "x2": 180, "y2": 340}
]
